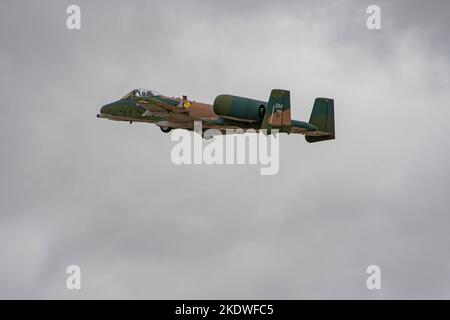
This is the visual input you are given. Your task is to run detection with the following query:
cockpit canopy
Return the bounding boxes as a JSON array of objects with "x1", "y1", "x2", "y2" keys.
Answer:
[{"x1": 121, "y1": 89, "x2": 162, "y2": 99}]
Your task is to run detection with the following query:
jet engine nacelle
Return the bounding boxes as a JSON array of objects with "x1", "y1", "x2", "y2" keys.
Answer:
[{"x1": 213, "y1": 94, "x2": 267, "y2": 122}]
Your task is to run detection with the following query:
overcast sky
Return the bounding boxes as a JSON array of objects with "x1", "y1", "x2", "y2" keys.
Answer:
[{"x1": 1, "y1": 0, "x2": 450, "y2": 299}]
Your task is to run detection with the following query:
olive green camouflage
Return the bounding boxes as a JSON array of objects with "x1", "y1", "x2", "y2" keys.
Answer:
[{"x1": 97, "y1": 88, "x2": 335, "y2": 142}]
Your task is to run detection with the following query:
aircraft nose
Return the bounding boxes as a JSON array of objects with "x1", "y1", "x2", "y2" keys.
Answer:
[
  {"x1": 98, "y1": 103, "x2": 114, "y2": 117},
  {"x1": 101, "y1": 103, "x2": 110, "y2": 113}
]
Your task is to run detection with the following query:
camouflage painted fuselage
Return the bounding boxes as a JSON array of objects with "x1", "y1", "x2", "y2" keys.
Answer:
[{"x1": 97, "y1": 89, "x2": 335, "y2": 142}]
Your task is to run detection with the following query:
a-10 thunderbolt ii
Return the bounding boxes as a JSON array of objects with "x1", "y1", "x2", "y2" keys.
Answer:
[{"x1": 97, "y1": 88, "x2": 335, "y2": 142}]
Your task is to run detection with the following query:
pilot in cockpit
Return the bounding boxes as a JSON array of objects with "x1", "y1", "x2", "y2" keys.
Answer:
[{"x1": 121, "y1": 89, "x2": 162, "y2": 100}]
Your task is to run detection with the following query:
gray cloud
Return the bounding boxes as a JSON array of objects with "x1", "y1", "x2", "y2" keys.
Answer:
[{"x1": 0, "y1": 0, "x2": 449, "y2": 299}]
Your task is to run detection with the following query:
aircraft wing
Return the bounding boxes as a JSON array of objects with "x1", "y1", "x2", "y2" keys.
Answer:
[
  {"x1": 136, "y1": 96, "x2": 205, "y2": 128},
  {"x1": 135, "y1": 96, "x2": 187, "y2": 114}
]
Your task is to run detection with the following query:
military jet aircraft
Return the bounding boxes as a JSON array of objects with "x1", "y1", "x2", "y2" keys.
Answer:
[{"x1": 97, "y1": 88, "x2": 335, "y2": 142}]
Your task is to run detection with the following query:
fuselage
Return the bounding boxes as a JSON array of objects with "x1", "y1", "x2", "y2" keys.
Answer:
[
  {"x1": 98, "y1": 88, "x2": 318, "y2": 135},
  {"x1": 97, "y1": 89, "x2": 217, "y2": 127}
]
